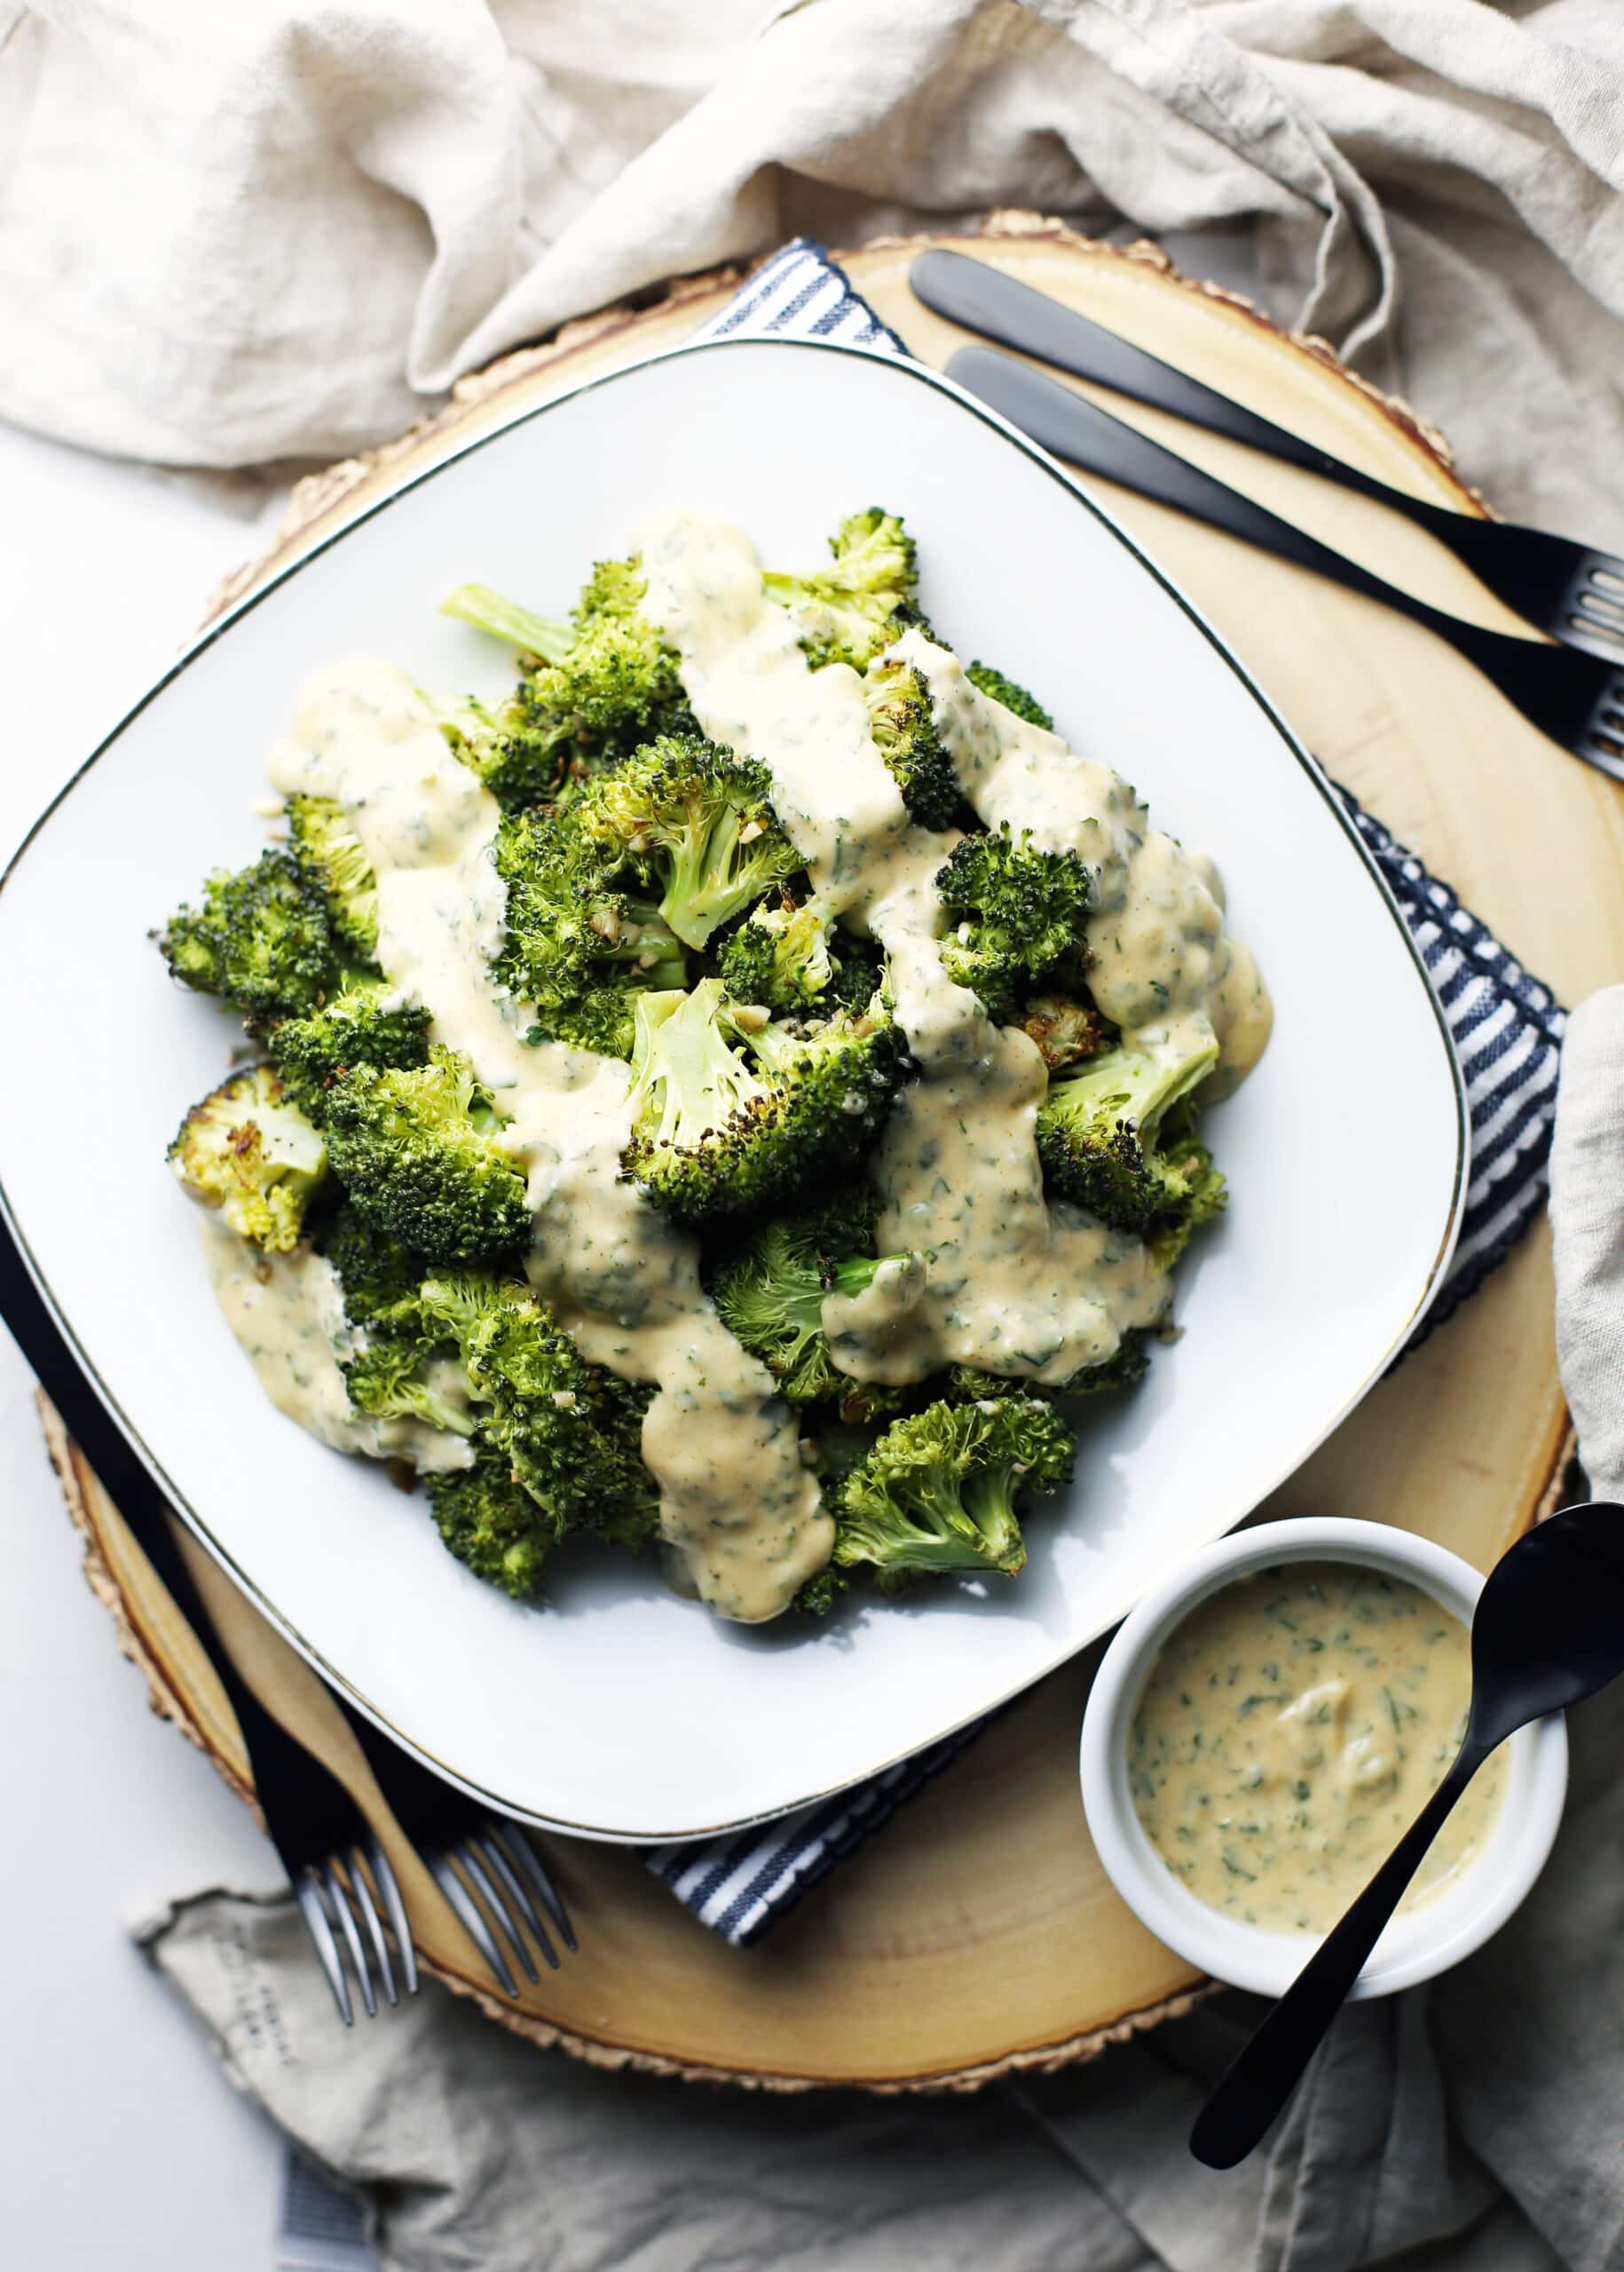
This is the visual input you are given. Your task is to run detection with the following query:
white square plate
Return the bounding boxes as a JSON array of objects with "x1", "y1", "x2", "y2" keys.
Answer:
[{"x1": 0, "y1": 339, "x2": 1466, "y2": 1841}]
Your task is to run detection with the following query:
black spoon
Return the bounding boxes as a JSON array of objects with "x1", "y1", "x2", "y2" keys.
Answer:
[{"x1": 1191, "y1": 1502, "x2": 1624, "y2": 2170}]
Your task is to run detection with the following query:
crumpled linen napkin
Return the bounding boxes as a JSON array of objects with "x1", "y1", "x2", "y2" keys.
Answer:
[
  {"x1": 4, "y1": 0, "x2": 1624, "y2": 549},
  {"x1": 139, "y1": 988, "x2": 1624, "y2": 2270}
]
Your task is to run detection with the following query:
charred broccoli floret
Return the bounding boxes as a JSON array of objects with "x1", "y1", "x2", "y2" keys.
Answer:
[
  {"x1": 441, "y1": 557, "x2": 691, "y2": 806},
  {"x1": 577, "y1": 737, "x2": 801, "y2": 952},
  {"x1": 715, "y1": 898, "x2": 834, "y2": 1011},
  {"x1": 263, "y1": 982, "x2": 432, "y2": 1120},
  {"x1": 418, "y1": 1273, "x2": 656, "y2": 1541},
  {"x1": 495, "y1": 806, "x2": 687, "y2": 1057},
  {"x1": 283, "y1": 794, "x2": 379, "y2": 963},
  {"x1": 168, "y1": 1066, "x2": 327, "y2": 1253},
  {"x1": 621, "y1": 981, "x2": 907, "y2": 1227},
  {"x1": 158, "y1": 849, "x2": 338, "y2": 1018},
  {"x1": 947, "y1": 1328, "x2": 1151, "y2": 1406},
  {"x1": 322, "y1": 1046, "x2": 531, "y2": 1266},
  {"x1": 1036, "y1": 1041, "x2": 1219, "y2": 1232},
  {"x1": 763, "y1": 509, "x2": 920, "y2": 671},
  {"x1": 832, "y1": 1396, "x2": 1076, "y2": 1586},
  {"x1": 1018, "y1": 991, "x2": 1111, "y2": 1074},
  {"x1": 712, "y1": 1195, "x2": 915, "y2": 1419},
  {"x1": 1145, "y1": 1118, "x2": 1227, "y2": 1268},
  {"x1": 862, "y1": 652, "x2": 959, "y2": 830},
  {"x1": 425, "y1": 1440, "x2": 555, "y2": 1599},
  {"x1": 934, "y1": 825, "x2": 1092, "y2": 1020},
  {"x1": 966, "y1": 662, "x2": 1053, "y2": 730}
]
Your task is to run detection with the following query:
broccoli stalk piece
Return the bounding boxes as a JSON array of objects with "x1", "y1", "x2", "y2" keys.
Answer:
[
  {"x1": 763, "y1": 509, "x2": 920, "y2": 671},
  {"x1": 716, "y1": 898, "x2": 833, "y2": 1011},
  {"x1": 578, "y1": 736, "x2": 801, "y2": 952},
  {"x1": 425, "y1": 1441, "x2": 555, "y2": 1599},
  {"x1": 168, "y1": 1066, "x2": 328, "y2": 1253},
  {"x1": 1036, "y1": 1041, "x2": 1220, "y2": 1232},
  {"x1": 833, "y1": 1396, "x2": 1076, "y2": 1586},
  {"x1": 621, "y1": 981, "x2": 907, "y2": 1227},
  {"x1": 712, "y1": 1197, "x2": 916, "y2": 1419},
  {"x1": 494, "y1": 806, "x2": 688, "y2": 1061},
  {"x1": 158, "y1": 849, "x2": 338, "y2": 1018},
  {"x1": 966, "y1": 662, "x2": 1053, "y2": 730},
  {"x1": 263, "y1": 981, "x2": 432, "y2": 1120},
  {"x1": 418, "y1": 1274, "x2": 656, "y2": 1542},
  {"x1": 322, "y1": 1045, "x2": 532, "y2": 1266},
  {"x1": 283, "y1": 794, "x2": 379, "y2": 963},
  {"x1": 862, "y1": 652, "x2": 959, "y2": 830},
  {"x1": 441, "y1": 556, "x2": 692, "y2": 808},
  {"x1": 934, "y1": 826, "x2": 1093, "y2": 1020}
]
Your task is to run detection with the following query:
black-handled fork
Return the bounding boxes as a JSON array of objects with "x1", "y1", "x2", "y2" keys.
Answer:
[
  {"x1": 947, "y1": 343, "x2": 1624, "y2": 785},
  {"x1": 0, "y1": 1211, "x2": 574, "y2": 2013},
  {"x1": 914, "y1": 248, "x2": 1624, "y2": 666}
]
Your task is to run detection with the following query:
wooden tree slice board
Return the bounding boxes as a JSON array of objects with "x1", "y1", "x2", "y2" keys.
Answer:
[{"x1": 53, "y1": 215, "x2": 1624, "y2": 2091}]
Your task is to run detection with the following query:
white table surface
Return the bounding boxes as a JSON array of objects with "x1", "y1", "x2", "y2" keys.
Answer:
[{"x1": 0, "y1": 421, "x2": 296, "y2": 2270}]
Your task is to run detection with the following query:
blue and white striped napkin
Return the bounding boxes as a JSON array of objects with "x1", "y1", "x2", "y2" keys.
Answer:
[{"x1": 642, "y1": 239, "x2": 1567, "y2": 1944}]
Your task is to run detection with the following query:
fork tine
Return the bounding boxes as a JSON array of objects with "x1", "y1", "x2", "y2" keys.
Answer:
[
  {"x1": 347, "y1": 1850, "x2": 398, "y2": 2008},
  {"x1": 366, "y1": 1838, "x2": 419, "y2": 1997},
  {"x1": 430, "y1": 1854, "x2": 518, "y2": 1996},
  {"x1": 297, "y1": 1869, "x2": 353, "y2": 2026},
  {"x1": 458, "y1": 1842, "x2": 540, "y2": 1984},
  {"x1": 477, "y1": 1833, "x2": 559, "y2": 1970},
  {"x1": 324, "y1": 1864, "x2": 376, "y2": 2019},
  {"x1": 494, "y1": 1824, "x2": 578, "y2": 1952}
]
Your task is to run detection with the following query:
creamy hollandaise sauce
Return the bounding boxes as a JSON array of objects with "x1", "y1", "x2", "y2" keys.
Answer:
[
  {"x1": 1129, "y1": 1560, "x2": 1505, "y2": 1931},
  {"x1": 209, "y1": 509, "x2": 1270, "y2": 1621}
]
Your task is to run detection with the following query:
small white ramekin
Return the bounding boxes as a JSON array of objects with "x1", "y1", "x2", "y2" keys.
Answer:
[{"x1": 1080, "y1": 1516, "x2": 1568, "y2": 1998}]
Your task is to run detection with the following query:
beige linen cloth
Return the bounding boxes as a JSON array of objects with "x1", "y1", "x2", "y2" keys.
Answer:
[
  {"x1": 2, "y1": 0, "x2": 1623, "y2": 545},
  {"x1": 137, "y1": 994, "x2": 1624, "y2": 2270}
]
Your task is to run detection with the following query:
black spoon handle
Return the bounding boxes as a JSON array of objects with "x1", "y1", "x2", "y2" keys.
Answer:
[
  {"x1": 1189, "y1": 1740, "x2": 1485, "y2": 2169},
  {"x1": 945, "y1": 345, "x2": 1512, "y2": 672}
]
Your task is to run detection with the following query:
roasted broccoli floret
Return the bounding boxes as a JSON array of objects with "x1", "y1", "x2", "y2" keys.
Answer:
[
  {"x1": 862, "y1": 651, "x2": 959, "y2": 830},
  {"x1": 764, "y1": 509, "x2": 920, "y2": 671},
  {"x1": 1145, "y1": 1121, "x2": 1227, "y2": 1269},
  {"x1": 934, "y1": 825, "x2": 1092, "y2": 1020},
  {"x1": 263, "y1": 982, "x2": 432, "y2": 1120},
  {"x1": 322, "y1": 1046, "x2": 531, "y2": 1266},
  {"x1": 712, "y1": 1196, "x2": 914, "y2": 1419},
  {"x1": 1036, "y1": 1041, "x2": 1219, "y2": 1232},
  {"x1": 832, "y1": 1396, "x2": 1076, "y2": 1586},
  {"x1": 1018, "y1": 991, "x2": 1111, "y2": 1074},
  {"x1": 495, "y1": 806, "x2": 688, "y2": 1057},
  {"x1": 577, "y1": 736, "x2": 801, "y2": 952},
  {"x1": 716, "y1": 898, "x2": 834, "y2": 1011},
  {"x1": 947, "y1": 1329, "x2": 1151, "y2": 1406},
  {"x1": 425, "y1": 1440, "x2": 555, "y2": 1599},
  {"x1": 343, "y1": 1328, "x2": 474, "y2": 1440},
  {"x1": 317, "y1": 1203, "x2": 428, "y2": 1329},
  {"x1": 966, "y1": 662, "x2": 1053, "y2": 730},
  {"x1": 418, "y1": 1273, "x2": 656, "y2": 1541},
  {"x1": 168, "y1": 1066, "x2": 327, "y2": 1253},
  {"x1": 621, "y1": 981, "x2": 906, "y2": 1227},
  {"x1": 441, "y1": 557, "x2": 691, "y2": 807},
  {"x1": 283, "y1": 794, "x2": 379, "y2": 963},
  {"x1": 158, "y1": 849, "x2": 338, "y2": 1018}
]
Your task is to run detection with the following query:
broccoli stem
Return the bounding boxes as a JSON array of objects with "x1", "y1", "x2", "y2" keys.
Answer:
[{"x1": 440, "y1": 584, "x2": 575, "y2": 665}]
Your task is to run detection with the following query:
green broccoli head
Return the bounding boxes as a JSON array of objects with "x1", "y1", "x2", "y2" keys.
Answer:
[
  {"x1": 862, "y1": 652, "x2": 960, "y2": 831},
  {"x1": 317, "y1": 1203, "x2": 428, "y2": 1329},
  {"x1": 168, "y1": 1065, "x2": 327, "y2": 1253},
  {"x1": 158, "y1": 849, "x2": 339, "y2": 1018},
  {"x1": 716, "y1": 898, "x2": 834, "y2": 1012},
  {"x1": 263, "y1": 981, "x2": 432, "y2": 1121},
  {"x1": 763, "y1": 509, "x2": 920, "y2": 671},
  {"x1": 576, "y1": 736, "x2": 801, "y2": 952},
  {"x1": 711, "y1": 1194, "x2": 915, "y2": 1420},
  {"x1": 283, "y1": 794, "x2": 379, "y2": 963},
  {"x1": 322, "y1": 1045, "x2": 532, "y2": 1267},
  {"x1": 934, "y1": 825, "x2": 1093, "y2": 1021},
  {"x1": 621, "y1": 981, "x2": 908, "y2": 1227},
  {"x1": 343, "y1": 1327, "x2": 475, "y2": 1440},
  {"x1": 418, "y1": 1272, "x2": 657, "y2": 1541},
  {"x1": 1145, "y1": 1121, "x2": 1227, "y2": 1269},
  {"x1": 1035, "y1": 1042, "x2": 1220, "y2": 1232},
  {"x1": 424, "y1": 1439, "x2": 556, "y2": 1599},
  {"x1": 1017, "y1": 991, "x2": 1111, "y2": 1075},
  {"x1": 966, "y1": 661, "x2": 1054, "y2": 730},
  {"x1": 833, "y1": 1395, "x2": 1076, "y2": 1586},
  {"x1": 495, "y1": 805, "x2": 688, "y2": 1057},
  {"x1": 946, "y1": 1328, "x2": 1151, "y2": 1406}
]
